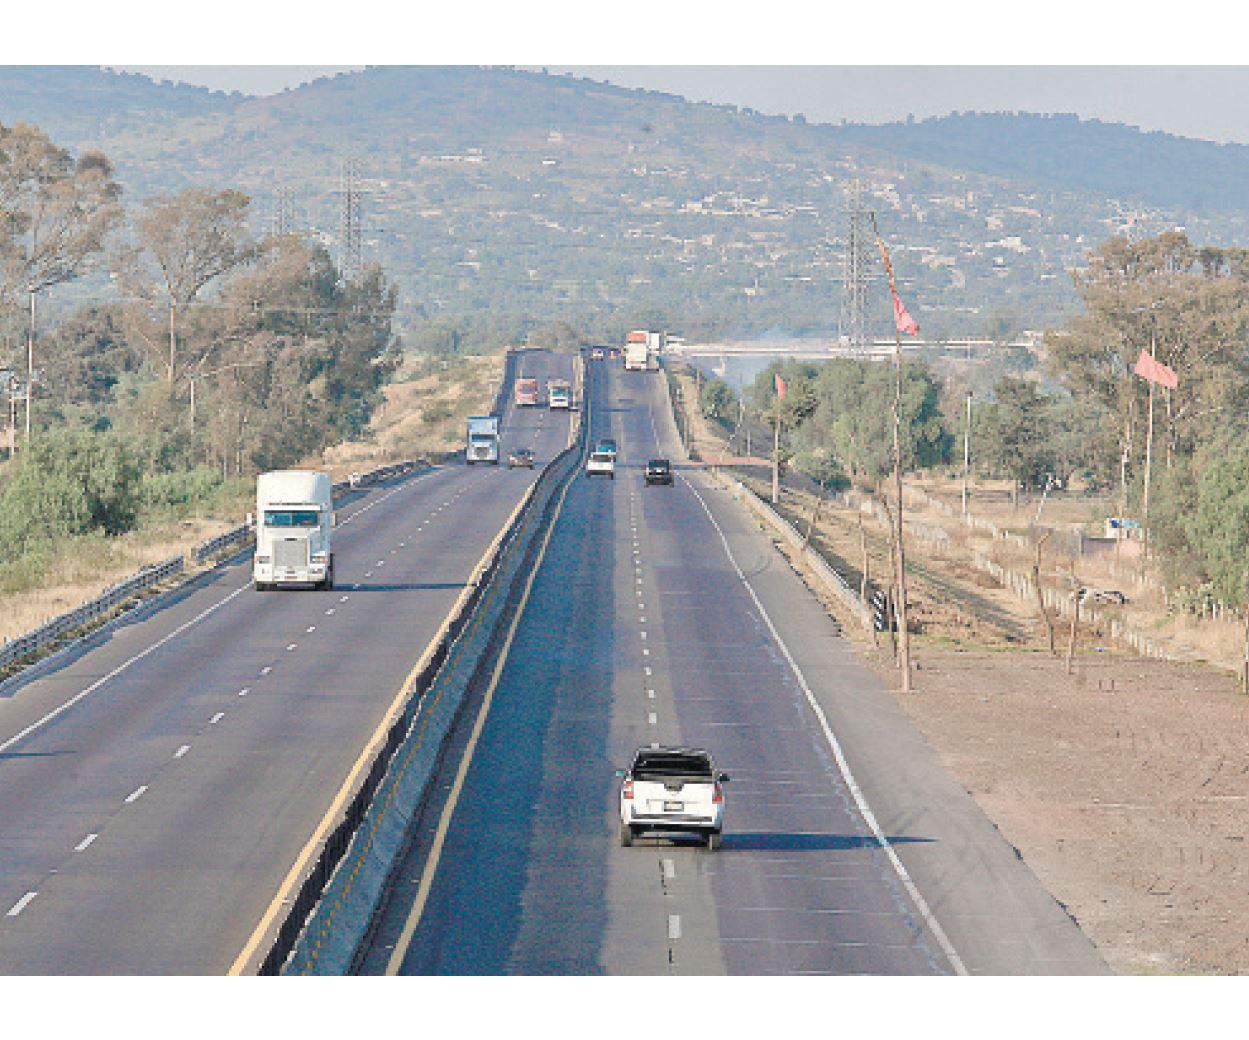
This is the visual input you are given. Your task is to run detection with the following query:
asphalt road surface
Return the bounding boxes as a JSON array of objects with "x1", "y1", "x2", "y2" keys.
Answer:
[
  {"x1": 362, "y1": 358, "x2": 1106, "y2": 976},
  {"x1": 0, "y1": 349, "x2": 570, "y2": 974}
]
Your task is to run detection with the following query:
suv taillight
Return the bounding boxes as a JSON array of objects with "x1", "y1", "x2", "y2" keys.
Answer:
[
  {"x1": 622, "y1": 779, "x2": 633, "y2": 800},
  {"x1": 712, "y1": 782, "x2": 723, "y2": 804}
]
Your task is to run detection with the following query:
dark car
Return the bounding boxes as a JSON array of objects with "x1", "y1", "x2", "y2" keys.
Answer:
[
  {"x1": 645, "y1": 458, "x2": 673, "y2": 486},
  {"x1": 507, "y1": 447, "x2": 535, "y2": 469}
]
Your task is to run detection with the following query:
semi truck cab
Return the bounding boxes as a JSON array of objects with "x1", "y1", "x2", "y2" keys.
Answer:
[{"x1": 253, "y1": 470, "x2": 334, "y2": 591}]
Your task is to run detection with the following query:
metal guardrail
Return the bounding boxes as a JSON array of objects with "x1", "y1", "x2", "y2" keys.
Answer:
[
  {"x1": 2, "y1": 458, "x2": 427, "y2": 680},
  {"x1": 0, "y1": 555, "x2": 185, "y2": 673}
]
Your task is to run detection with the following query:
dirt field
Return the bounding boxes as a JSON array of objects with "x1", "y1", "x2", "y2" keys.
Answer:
[
  {"x1": 888, "y1": 647, "x2": 1249, "y2": 975},
  {"x1": 675, "y1": 364, "x2": 1249, "y2": 974}
]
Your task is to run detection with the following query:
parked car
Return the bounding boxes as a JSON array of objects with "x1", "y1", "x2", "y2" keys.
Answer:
[
  {"x1": 644, "y1": 458, "x2": 673, "y2": 486},
  {"x1": 591, "y1": 348, "x2": 605, "y2": 360},
  {"x1": 586, "y1": 451, "x2": 615, "y2": 479},
  {"x1": 617, "y1": 746, "x2": 728, "y2": 849},
  {"x1": 507, "y1": 447, "x2": 535, "y2": 469}
]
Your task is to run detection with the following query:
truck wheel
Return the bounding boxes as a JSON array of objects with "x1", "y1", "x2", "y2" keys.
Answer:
[
  {"x1": 706, "y1": 831, "x2": 722, "y2": 851},
  {"x1": 619, "y1": 823, "x2": 634, "y2": 848},
  {"x1": 254, "y1": 581, "x2": 268, "y2": 593}
]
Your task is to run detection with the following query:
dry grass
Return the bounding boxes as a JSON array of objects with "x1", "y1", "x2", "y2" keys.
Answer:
[
  {"x1": 0, "y1": 517, "x2": 237, "y2": 644},
  {"x1": 321, "y1": 352, "x2": 503, "y2": 477}
]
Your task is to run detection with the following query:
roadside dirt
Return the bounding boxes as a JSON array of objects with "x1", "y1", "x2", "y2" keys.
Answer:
[{"x1": 886, "y1": 647, "x2": 1249, "y2": 975}]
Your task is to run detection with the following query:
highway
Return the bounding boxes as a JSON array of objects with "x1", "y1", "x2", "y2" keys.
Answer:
[
  {"x1": 360, "y1": 358, "x2": 1107, "y2": 975},
  {"x1": 0, "y1": 349, "x2": 571, "y2": 974}
]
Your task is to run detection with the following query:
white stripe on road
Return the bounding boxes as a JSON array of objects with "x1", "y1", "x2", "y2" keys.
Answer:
[
  {"x1": 209, "y1": 712, "x2": 225, "y2": 725},
  {"x1": 237, "y1": 687, "x2": 249, "y2": 697},
  {"x1": 667, "y1": 914, "x2": 681, "y2": 940},
  {"x1": 174, "y1": 744, "x2": 191, "y2": 759},
  {"x1": 0, "y1": 583, "x2": 249, "y2": 756},
  {"x1": 681, "y1": 473, "x2": 968, "y2": 977},
  {"x1": 124, "y1": 785, "x2": 148, "y2": 804},
  {"x1": 74, "y1": 833, "x2": 98, "y2": 852},
  {"x1": 6, "y1": 892, "x2": 37, "y2": 917}
]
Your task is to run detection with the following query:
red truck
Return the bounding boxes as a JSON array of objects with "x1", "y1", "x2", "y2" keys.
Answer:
[{"x1": 514, "y1": 377, "x2": 540, "y2": 407}]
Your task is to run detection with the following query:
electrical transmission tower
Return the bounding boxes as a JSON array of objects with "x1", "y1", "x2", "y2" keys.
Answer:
[
  {"x1": 839, "y1": 180, "x2": 874, "y2": 351},
  {"x1": 338, "y1": 157, "x2": 363, "y2": 281},
  {"x1": 272, "y1": 187, "x2": 298, "y2": 238}
]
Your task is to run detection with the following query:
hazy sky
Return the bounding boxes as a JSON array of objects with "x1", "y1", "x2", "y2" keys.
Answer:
[{"x1": 122, "y1": 66, "x2": 1249, "y2": 145}]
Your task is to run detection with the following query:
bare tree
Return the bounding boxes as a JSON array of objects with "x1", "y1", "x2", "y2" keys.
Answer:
[{"x1": 123, "y1": 187, "x2": 253, "y2": 388}]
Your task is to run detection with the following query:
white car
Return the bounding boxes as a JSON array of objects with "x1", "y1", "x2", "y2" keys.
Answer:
[
  {"x1": 617, "y1": 746, "x2": 729, "y2": 849},
  {"x1": 586, "y1": 451, "x2": 615, "y2": 479}
]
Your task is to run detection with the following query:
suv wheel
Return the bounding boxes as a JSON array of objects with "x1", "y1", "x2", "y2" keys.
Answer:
[
  {"x1": 619, "y1": 823, "x2": 634, "y2": 848},
  {"x1": 706, "y1": 831, "x2": 722, "y2": 851}
]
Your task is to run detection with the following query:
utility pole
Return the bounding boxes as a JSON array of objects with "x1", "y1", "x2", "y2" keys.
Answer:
[
  {"x1": 25, "y1": 289, "x2": 36, "y2": 441},
  {"x1": 962, "y1": 340, "x2": 972, "y2": 517},
  {"x1": 771, "y1": 404, "x2": 780, "y2": 505},
  {"x1": 1141, "y1": 327, "x2": 1156, "y2": 578}
]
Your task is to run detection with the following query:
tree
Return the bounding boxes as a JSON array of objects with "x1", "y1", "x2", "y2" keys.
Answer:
[
  {"x1": 975, "y1": 377, "x2": 1058, "y2": 491},
  {"x1": 0, "y1": 124, "x2": 121, "y2": 303},
  {"x1": 0, "y1": 123, "x2": 122, "y2": 436},
  {"x1": 122, "y1": 187, "x2": 254, "y2": 387}
]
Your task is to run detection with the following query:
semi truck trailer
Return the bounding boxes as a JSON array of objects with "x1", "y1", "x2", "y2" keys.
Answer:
[
  {"x1": 253, "y1": 470, "x2": 334, "y2": 591},
  {"x1": 466, "y1": 414, "x2": 501, "y2": 464}
]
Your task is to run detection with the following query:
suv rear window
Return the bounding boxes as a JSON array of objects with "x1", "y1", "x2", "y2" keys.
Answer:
[{"x1": 632, "y1": 751, "x2": 713, "y2": 781}]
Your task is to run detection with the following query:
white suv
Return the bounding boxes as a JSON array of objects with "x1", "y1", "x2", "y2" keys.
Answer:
[
  {"x1": 586, "y1": 451, "x2": 615, "y2": 479},
  {"x1": 617, "y1": 746, "x2": 729, "y2": 850}
]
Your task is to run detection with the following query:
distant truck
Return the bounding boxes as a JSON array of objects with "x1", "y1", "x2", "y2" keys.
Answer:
[
  {"x1": 514, "y1": 377, "x2": 540, "y2": 407},
  {"x1": 253, "y1": 470, "x2": 334, "y2": 591},
  {"x1": 466, "y1": 415, "x2": 500, "y2": 464},
  {"x1": 547, "y1": 379, "x2": 571, "y2": 409},
  {"x1": 625, "y1": 329, "x2": 664, "y2": 371}
]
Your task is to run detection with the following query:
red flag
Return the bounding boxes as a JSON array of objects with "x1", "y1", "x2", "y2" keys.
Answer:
[
  {"x1": 875, "y1": 230, "x2": 920, "y2": 337},
  {"x1": 774, "y1": 373, "x2": 787, "y2": 400},
  {"x1": 891, "y1": 289, "x2": 920, "y2": 337},
  {"x1": 1133, "y1": 349, "x2": 1178, "y2": 390}
]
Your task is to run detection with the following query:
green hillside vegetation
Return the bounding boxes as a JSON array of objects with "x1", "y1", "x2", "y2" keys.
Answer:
[{"x1": 8, "y1": 66, "x2": 1249, "y2": 349}]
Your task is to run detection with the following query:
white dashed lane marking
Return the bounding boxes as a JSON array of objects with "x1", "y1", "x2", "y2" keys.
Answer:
[
  {"x1": 74, "y1": 833, "x2": 98, "y2": 852},
  {"x1": 7, "y1": 892, "x2": 37, "y2": 917},
  {"x1": 306, "y1": 626, "x2": 316, "y2": 634},
  {"x1": 209, "y1": 712, "x2": 225, "y2": 725},
  {"x1": 237, "y1": 687, "x2": 250, "y2": 697},
  {"x1": 260, "y1": 666, "x2": 272, "y2": 676},
  {"x1": 124, "y1": 785, "x2": 147, "y2": 804},
  {"x1": 174, "y1": 744, "x2": 191, "y2": 759},
  {"x1": 285, "y1": 644, "x2": 298, "y2": 652}
]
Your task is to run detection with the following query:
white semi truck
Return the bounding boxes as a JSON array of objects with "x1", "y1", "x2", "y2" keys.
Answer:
[
  {"x1": 466, "y1": 414, "x2": 500, "y2": 464},
  {"x1": 253, "y1": 470, "x2": 335, "y2": 591},
  {"x1": 625, "y1": 330, "x2": 664, "y2": 371}
]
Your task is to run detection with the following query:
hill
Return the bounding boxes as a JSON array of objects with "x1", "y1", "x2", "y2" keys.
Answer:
[
  {"x1": 4, "y1": 66, "x2": 1249, "y2": 344},
  {"x1": 831, "y1": 111, "x2": 1249, "y2": 215}
]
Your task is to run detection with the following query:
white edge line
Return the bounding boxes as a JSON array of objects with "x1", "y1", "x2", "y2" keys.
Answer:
[
  {"x1": 0, "y1": 584, "x2": 248, "y2": 756},
  {"x1": 680, "y1": 472, "x2": 969, "y2": 977},
  {"x1": 0, "y1": 467, "x2": 431, "y2": 758}
]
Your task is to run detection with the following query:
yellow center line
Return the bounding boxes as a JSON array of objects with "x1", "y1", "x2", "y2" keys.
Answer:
[{"x1": 227, "y1": 480, "x2": 536, "y2": 976}]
